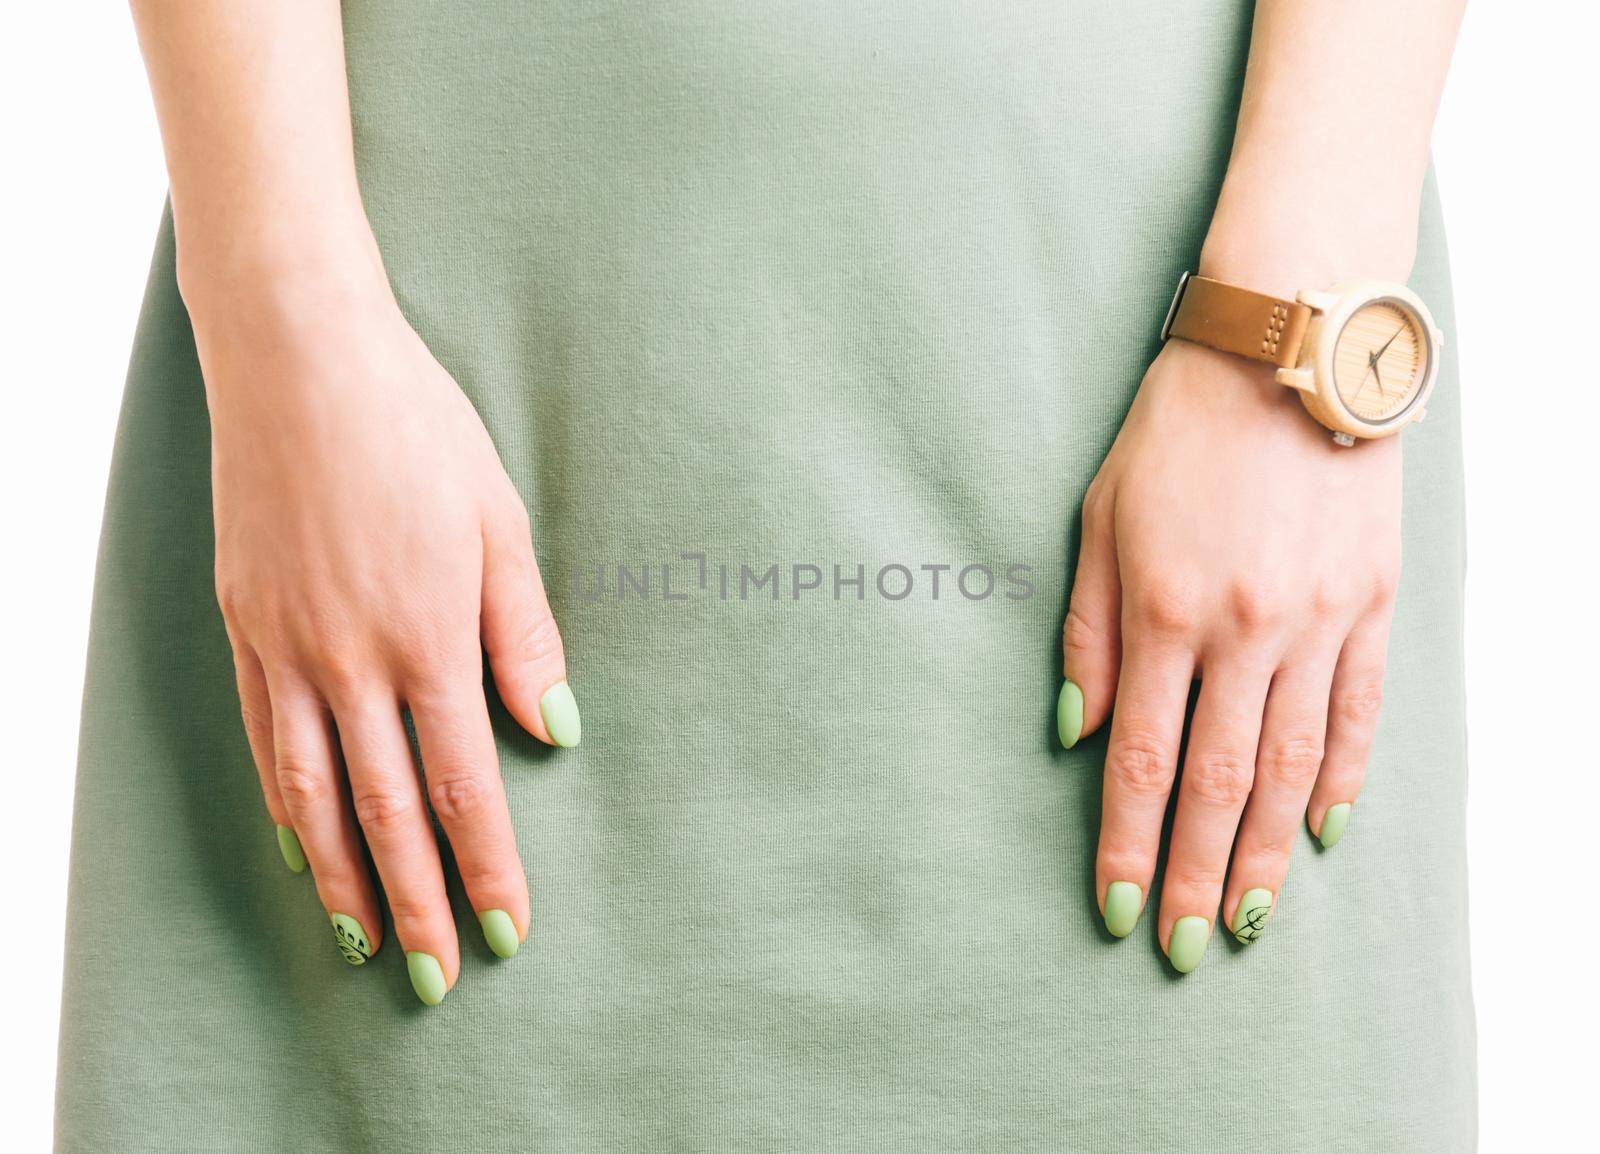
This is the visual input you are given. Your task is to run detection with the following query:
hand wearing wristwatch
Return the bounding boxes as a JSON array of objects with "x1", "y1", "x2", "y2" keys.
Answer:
[{"x1": 1160, "y1": 272, "x2": 1444, "y2": 445}]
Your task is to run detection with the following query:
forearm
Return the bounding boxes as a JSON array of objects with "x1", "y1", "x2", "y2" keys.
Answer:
[
  {"x1": 129, "y1": 0, "x2": 384, "y2": 322},
  {"x1": 1200, "y1": 0, "x2": 1466, "y2": 298}
]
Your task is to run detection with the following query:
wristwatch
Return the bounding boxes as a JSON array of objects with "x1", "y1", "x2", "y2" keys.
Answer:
[{"x1": 1160, "y1": 272, "x2": 1443, "y2": 445}]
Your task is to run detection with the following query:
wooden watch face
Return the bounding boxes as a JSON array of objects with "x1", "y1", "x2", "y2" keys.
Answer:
[{"x1": 1331, "y1": 299, "x2": 1429, "y2": 424}]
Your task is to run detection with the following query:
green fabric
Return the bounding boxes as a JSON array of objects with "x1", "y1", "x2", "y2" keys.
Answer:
[{"x1": 56, "y1": 2, "x2": 1475, "y2": 1149}]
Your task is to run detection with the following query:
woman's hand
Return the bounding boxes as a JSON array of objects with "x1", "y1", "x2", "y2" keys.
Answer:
[
  {"x1": 1058, "y1": 339, "x2": 1400, "y2": 971},
  {"x1": 195, "y1": 270, "x2": 578, "y2": 1004}
]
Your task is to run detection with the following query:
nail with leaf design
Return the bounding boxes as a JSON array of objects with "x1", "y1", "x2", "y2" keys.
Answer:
[
  {"x1": 330, "y1": 913, "x2": 374, "y2": 965},
  {"x1": 1231, "y1": 888, "x2": 1275, "y2": 945}
]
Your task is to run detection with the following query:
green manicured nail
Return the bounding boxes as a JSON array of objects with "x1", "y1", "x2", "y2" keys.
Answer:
[
  {"x1": 330, "y1": 913, "x2": 373, "y2": 965},
  {"x1": 539, "y1": 681, "x2": 582, "y2": 748},
  {"x1": 275, "y1": 824, "x2": 306, "y2": 873},
  {"x1": 479, "y1": 909, "x2": 520, "y2": 959},
  {"x1": 406, "y1": 952, "x2": 448, "y2": 1005},
  {"x1": 1318, "y1": 802, "x2": 1352, "y2": 849},
  {"x1": 1103, "y1": 881, "x2": 1142, "y2": 938},
  {"x1": 1231, "y1": 888, "x2": 1274, "y2": 944},
  {"x1": 1168, "y1": 916, "x2": 1211, "y2": 974},
  {"x1": 1057, "y1": 679, "x2": 1085, "y2": 749}
]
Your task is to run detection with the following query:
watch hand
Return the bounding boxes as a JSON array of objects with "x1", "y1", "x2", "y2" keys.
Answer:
[
  {"x1": 1375, "y1": 324, "x2": 1406, "y2": 360},
  {"x1": 1364, "y1": 351, "x2": 1385, "y2": 398},
  {"x1": 1367, "y1": 324, "x2": 1409, "y2": 398}
]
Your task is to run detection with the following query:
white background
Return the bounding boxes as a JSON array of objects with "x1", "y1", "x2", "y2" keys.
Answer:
[{"x1": 2, "y1": 5, "x2": 1595, "y2": 1150}]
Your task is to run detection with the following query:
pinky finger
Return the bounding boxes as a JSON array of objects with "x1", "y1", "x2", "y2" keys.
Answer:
[
  {"x1": 1309, "y1": 612, "x2": 1393, "y2": 849},
  {"x1": 228, "y1": 633, "x2": 301, "y2": 873}
]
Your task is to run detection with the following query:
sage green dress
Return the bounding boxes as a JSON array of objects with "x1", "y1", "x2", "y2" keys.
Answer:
[{"x1": 56, "y1": 2, "x2": 1475, "y2": 1150}]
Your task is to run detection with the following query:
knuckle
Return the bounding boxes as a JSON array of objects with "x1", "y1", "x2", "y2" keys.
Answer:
[
  {"x1": 310, "y1": 861, "x2": 365, "y2": 896},
  {"x1": 383, "y1": 893, "x2": 440, "y2": 926},
  {"x1": 389, "y1": 630, "x2": 460, "y2": 683},
  {"x1": 1225, "y1": 578, "x2": 1283, "y2": 632},
  {"x1": 1247, "y1": 824, "x2": 1299, "y2": 860},
  {"x1": 309, "y1": 643, "x2": 368, "y2": 700},
  {"x1": 1062, "y1": 606, "x2": 1108, "y2": 656},
  {"x1": 1108, "y1": 734, "x2": 1176, "y2": 795},
  {"x1": 1370, "y1": 564, "x2": 1401, "y2": 607},
  {"x1": 403, "y1": 679, "x2": 479, "y2": 726},
  {"x1": 427, "y1": 772, "x2": 491, "y2": 825},
  {"x1": 1259, "y1": 735, "x2": 1325, "y2": 788},
  {"x1": 455, "y1": 856, "x2": 511, "y2": 894},
  {"x1": 215, "y1": 579, "x2": 244, "y2": 624},
  {"x1": 238, "y1": 698, "x2": 272, "y2": 740},
  {"x1": 505, "y1": 611, "x2": 563, "y2": 667},
  {"x1": 296, "y1": 597, "x2": 355, "y2": 650},
  {"x1": 352, "y1": 785, "x2": 416, "y2": 835},
  {"x1": 1096, "y1": 837, "x2": 1151, "y2": 878},
  {"x1": 275, "y1": 759, "x2": 329, "y2": 810},
  {"x1": 1131, "y1": 581, "x2": 1198, "y2": 636},
  {"x1": 1184, "y1": 751, "x2": 1255, "y2": 806},
  {"x1": 382, "y1": 605, "x2": 466, "y2": 674},
  {"x1": 1165, "y1": 858, "x2": 1225, "y2": 895},
  {"x1": 1081, "y1": 479, "x2": 1111, "y2": 524},
  {"x1": 290, "y1": 603, "x2": 372, "y2": 682},
  {"x1": 1309, "y1": 581, "x2": 1347, "y2": 619},
  {"x1": 1334, "y1": 679, "x2": 1386, "y2": 727},
  {"x1": 502, "y1": 495, "x2": 533, "y2": 536}
]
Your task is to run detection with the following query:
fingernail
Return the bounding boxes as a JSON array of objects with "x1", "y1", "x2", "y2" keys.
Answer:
[
  {"x1": 330, "y1": 913, "x2": 374, "y2": 965},
  {"x1": 1231, "y1": 888, "x2": 1274, "y2": 944},
  {"x1": 406, "y1": 952, "x2": 448, "y2": 1005},
  {"x1": 1168, "y1": 916, "x2": 1211, "y2": 974},
  {"x1": 1318, "y1": 802, "x2": 1352, "y2": 849},
  {"x1": 479, "y1": 909, "x2": 520, "y2": 959},
  {"x1": 1103, "y1": 881, "x2": 1142, "y2": 938},
  {"x1": 275, "y1": 824, "x2": 306, "y2": 873},
  {"x1": 539, "y1": 681, "x2": 582, "y2": 748},
  {"x1": 1057, "y1": 679, "x2": 1084, "y2": 749}
]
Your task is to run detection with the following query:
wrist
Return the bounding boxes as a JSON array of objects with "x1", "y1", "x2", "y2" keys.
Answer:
[
  {"x1": 1142, "y1": 341, "x2": 1390, "y2": 460},
  {"x1": 176, "y1": 213, "x2": 394, "y2": 340},
  {"x1": 181, "y1": 228, "x2": 403, "y2": 411},
  {"x1": 1198, "y1": 160, "x2": 1419, "y2": 300}
]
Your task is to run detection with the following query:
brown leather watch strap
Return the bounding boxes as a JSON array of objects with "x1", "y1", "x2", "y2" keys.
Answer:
[{"x1": 1161, "y1": 273, "x2": 1312, "y2": 369}]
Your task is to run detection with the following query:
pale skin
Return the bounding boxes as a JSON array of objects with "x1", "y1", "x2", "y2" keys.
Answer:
[
  {"x1": 1065, "y1": 1, "x2": 1464, "y2": 962},
  {"x1": 132, "y1": 1, "x2": 570, "y2": 996},
  {"x1": 128, "y1": 0, "x2": 1462, "y2": 996}
]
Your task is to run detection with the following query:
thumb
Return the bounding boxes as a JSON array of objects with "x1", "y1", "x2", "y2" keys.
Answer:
[
  {"x1": 481, "y1": 501, "x2": 580, "y2": 748},
  {"x1": 1059, "y1": 485, "x2": 1122, "y2": 748}
]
